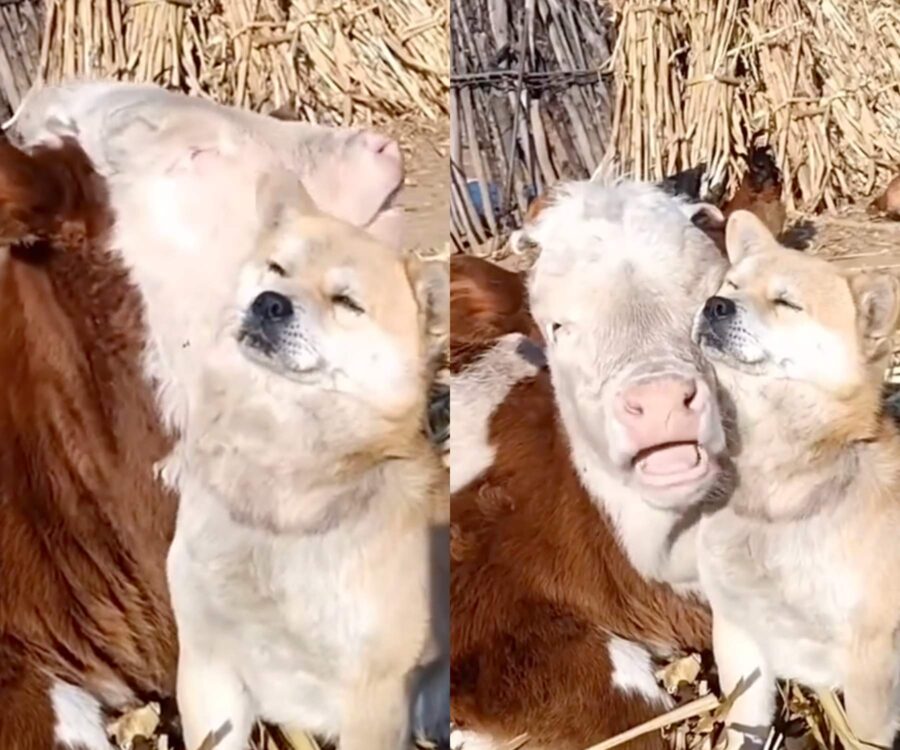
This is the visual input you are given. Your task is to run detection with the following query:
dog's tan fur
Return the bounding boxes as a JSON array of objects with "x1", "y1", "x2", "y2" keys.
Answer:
[
  {"x1": 166, "y1": 178, "x2": 448, "y2": 750},
  {"x1": 693, "y1": 210, "x2": 900, "y2": 749}
]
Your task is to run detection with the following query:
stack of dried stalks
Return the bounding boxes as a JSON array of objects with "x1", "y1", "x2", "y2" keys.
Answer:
[
  {"x1": 604, "y1": 0, "x2": 900, "y2": 214},
  {"x1": 36, "y1": 0, "x2": 448, "y2": 125},
  {"x1": 0, "y1": 0, "x2": 42, "y2": 120}
]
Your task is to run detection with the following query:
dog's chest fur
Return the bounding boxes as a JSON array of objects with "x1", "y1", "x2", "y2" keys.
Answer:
[
  {"x1": 699, "y1": 502, "x2": 862, "y2": 687},
  {"x1": 169, "y1": 483, "x2": 427, "y2": 733}
]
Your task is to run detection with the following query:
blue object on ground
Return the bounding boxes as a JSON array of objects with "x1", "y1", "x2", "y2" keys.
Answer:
[{"x1": 466, "y1": 180, "x2": 538, "y2": 219}]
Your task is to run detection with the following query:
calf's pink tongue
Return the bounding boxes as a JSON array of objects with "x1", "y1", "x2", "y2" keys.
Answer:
[{"x1": 640, "y1": 444, "x2": 701, "y2": 476}]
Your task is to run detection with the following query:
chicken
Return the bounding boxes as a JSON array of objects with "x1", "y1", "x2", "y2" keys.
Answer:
[
  {"x1": 868, "y1": 174, "x2": 900, "y2": 220},
  {"x1": 659, "y1": 163, "x2": 707, "y2": 202},
  {"x1": 721, "y1": 144, "x2": 787, "y2": 238}
]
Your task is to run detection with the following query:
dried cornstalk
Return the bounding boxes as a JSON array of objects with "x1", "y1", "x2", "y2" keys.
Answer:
[
  {"x1": 36, "y1": 0, "x2": 448, "y2": 125},
  {"x1": 605, "y1": 0, "x2": 900, "y2": 214}
]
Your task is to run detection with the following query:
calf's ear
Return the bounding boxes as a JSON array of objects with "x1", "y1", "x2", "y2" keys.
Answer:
[
  {"x1": 849, "y1": 271, "x2": 900, "y2": 361},
  {"x1": 679, "y1": 201, "x2": 726, "y2": 255},
  {"x1": 0, "y1": 137, "x2": 101, "y2": 243}
]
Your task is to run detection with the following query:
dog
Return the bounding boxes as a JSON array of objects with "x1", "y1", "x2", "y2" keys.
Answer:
[
  {"x1": 693, "y1": 209, "x2": 900, "y2": 750},
  {"x1": 164, "y1": 173, "x2": 448, "y2": 750}
]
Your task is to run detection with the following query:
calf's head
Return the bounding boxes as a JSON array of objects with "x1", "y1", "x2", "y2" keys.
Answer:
[
  {"x1": 11, "y1": 81, "x2": 404, "y2": 240},
  {"x1": 525, "y1": 181, "x2": 729, "y2": 508}
]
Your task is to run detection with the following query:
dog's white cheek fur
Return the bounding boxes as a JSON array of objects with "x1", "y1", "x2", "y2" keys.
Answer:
[{"x1": 323, "y1": 324, "x2": 421, "y2": 420}]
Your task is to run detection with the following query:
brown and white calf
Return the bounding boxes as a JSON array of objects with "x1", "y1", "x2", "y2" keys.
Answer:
[
  {"x1": 0, "y1": 83, "x2": 414, "y2": 750},
  {"x1": 450, "y1": 180, "x2": 735, "y2": 750},
  {"x1": 0, "y1": 136, "x2": 178, "y2": 750}
]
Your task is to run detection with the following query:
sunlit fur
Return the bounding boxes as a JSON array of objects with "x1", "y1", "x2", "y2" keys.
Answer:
[{"x1": 695, "y1": 210, "x2": 900, "y2": 750}]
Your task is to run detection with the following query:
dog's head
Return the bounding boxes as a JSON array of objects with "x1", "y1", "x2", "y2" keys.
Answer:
[
  {"x1": 224, "y1": 176, "x2": 445, "y2": 435},
  {"x1": 188, "y1": 174, "x2": 445, "y2": 531},
  {"x1": 694, "y1": 210, "x2": 900, "y2": 437}
]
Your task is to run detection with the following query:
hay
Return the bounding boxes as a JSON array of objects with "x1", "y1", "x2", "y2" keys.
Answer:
[
  {"x1": 36, "y1": 0, "x2": 448, "y2": 124},
  {"x1": 604, "y1": 0, "x2": 900, "y2": 214}
]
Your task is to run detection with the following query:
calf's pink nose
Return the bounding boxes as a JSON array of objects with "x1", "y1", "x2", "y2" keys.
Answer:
[{"x1": 615, "y1": 377, "x2": 706, "y2": 448}]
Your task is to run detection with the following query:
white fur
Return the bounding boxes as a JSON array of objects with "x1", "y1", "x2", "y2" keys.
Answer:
[
  {"x1": 450, "y1": 729, "x2": 524, "y2": 750},
  {"x1": 449, "y1": 334, "x2": 543, "y2": 493},
  {"x1": 11, "y1": 80, "x2": 403, "y2": 231},
  {"x1": 51, "y1": 680, "x2": 111, "y2": 750},
  {"x1": 608, "y1": 637, "x2": 672, "y2": 708},
  {"x1": 522, "y1": 180, "x2": 730, "y2": 585},
  {"x1": 169, "y1": 479, "x2": 429, "y2": 747}
]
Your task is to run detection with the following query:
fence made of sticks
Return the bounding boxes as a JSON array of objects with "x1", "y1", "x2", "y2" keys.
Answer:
[
  {"x1": 451, "y1": 0, "x2": 900, "y2": 255},
  {"x1": 0, "y1": 0, "x2": 42, "y2": 120},
  {"x1": 450, "y1": 0, "x2": 614, "y2": 253}
]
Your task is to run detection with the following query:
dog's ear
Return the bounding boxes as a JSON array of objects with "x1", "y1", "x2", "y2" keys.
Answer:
[
  {"x1": 255, "y1": 170, "x2": 319, "y2": 234},
  {"x1": 725, "y1": 209, "x2": 777, "y2": 265},
  {"x1": 848, "y1": 271, "x2": 900, "y2": 361},
  {"x1": 0, "y1": 137, "x2": 103, "y2": 243},
  {"x1": 406, "y1": 254, "x2": 448, "y2": 362}
]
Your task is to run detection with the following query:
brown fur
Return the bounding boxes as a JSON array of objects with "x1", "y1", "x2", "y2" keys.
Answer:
[
  {"x1": 721, "y1": 145, "x2": 786, "y2": 238},
  {"x1": 449, "y1": 255, "x2": 542, "y2": 372},
  {"x1": 450, "y1": 360, "x2": 712, "y2": 749},
  {"x1": 868, "y1": 174, "x2": 900, "y2": 219},
  {"x1": 0, "y1": 138, "x2": 177, "y2": 748}
]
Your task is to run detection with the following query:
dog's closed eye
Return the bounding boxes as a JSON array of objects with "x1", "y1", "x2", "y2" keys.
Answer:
[
  {"x1": 332, "y1": 293, "x2": 365, "y2": 315},
  {"x1": 267, "y1": 261, "x2": 287, "y2": 277},
  {"x1": 773, "y1": 296, "x2": 803, "y2": 312}
]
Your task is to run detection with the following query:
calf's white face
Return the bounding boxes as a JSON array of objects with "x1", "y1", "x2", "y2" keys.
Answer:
[
  {"x1": 12, "y1": 80, "x2": 404, "y2": 236},
  {"x1": 526, "y1": 181, "x2": 728, "y2": 508}
]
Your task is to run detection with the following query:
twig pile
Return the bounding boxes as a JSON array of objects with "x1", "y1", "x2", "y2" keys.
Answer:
[
  {"x1": 606, "y1": 0, "x2": 900, "y2": 214},
  {"x1": 449, "y1": 0, "x2": 614, "y2": 252},
  {"x1": 36, "y1": 0, "x2": 448, "y2": 125}
]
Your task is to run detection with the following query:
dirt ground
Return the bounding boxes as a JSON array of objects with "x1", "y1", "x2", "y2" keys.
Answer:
[
  {"x1": 805, "y1": 208, "x2": 900, "y2": 270},
  {"x1": 388, "y1": 119, "x2": 450, "y2": 259}
]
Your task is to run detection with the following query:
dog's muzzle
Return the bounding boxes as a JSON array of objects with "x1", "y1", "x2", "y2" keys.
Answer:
[
  {"x1": 697, "y1": 295, "x2": 737, "y2": 349},
  {"x1": 239, "y1": 291, "x2": 294, "y2": 353}
]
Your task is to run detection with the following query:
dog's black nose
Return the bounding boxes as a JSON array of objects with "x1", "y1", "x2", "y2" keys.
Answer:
[
  {"x1": 251, "y1": 291, "x2": 294, "y2": 322},
  {"x1": 703, "y1": 296, "x2": 736, "y2": 322}
]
